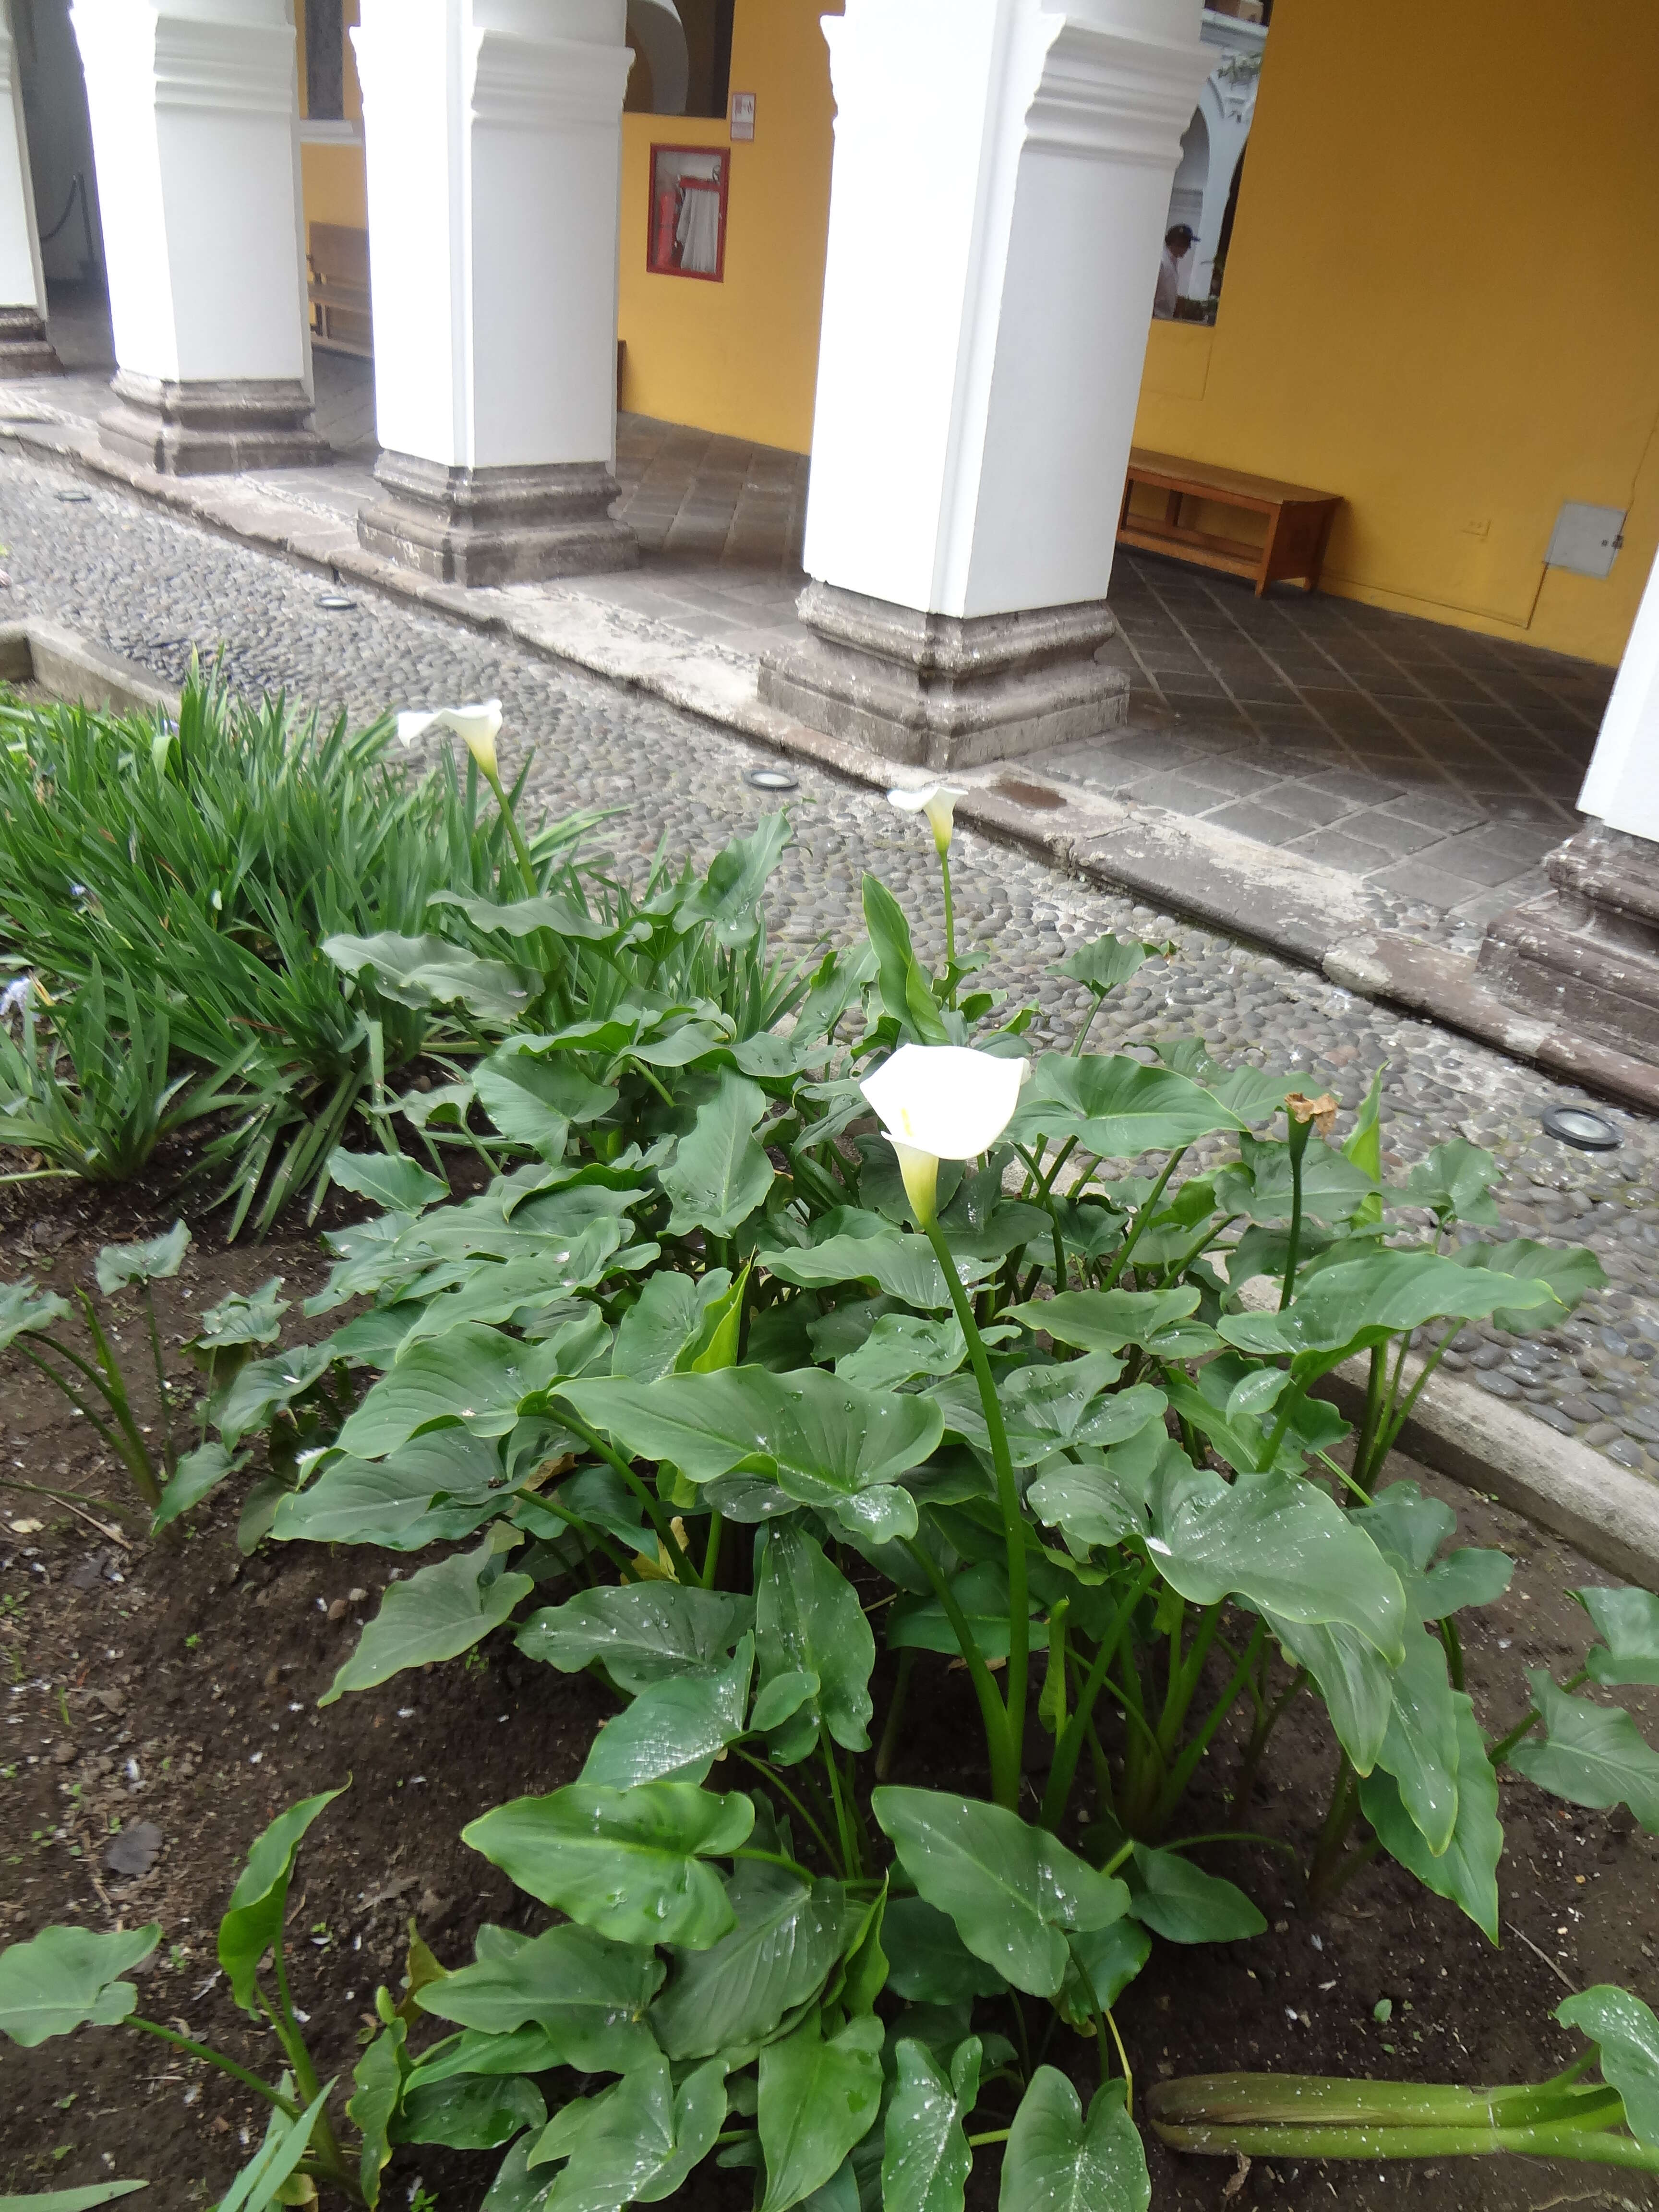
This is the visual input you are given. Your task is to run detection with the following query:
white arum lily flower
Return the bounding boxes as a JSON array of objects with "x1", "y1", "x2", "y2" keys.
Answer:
[
  {"x1": 888, "y1": 782, "x2": 964, "y2": 856},
  {"x1": 861, "y1": 1043, "x2": 1025, "y2": 1226},
  {"x1": 396, "y1": 698, "x2": 504, "y2": 780}
]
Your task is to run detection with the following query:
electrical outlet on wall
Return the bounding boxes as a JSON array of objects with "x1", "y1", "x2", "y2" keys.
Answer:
[
  {"x1": 1461, "y1": 517, "x2": 1491, "y2": 539},
  {"x1": 1546, "y1": 502, "x2": 1626, "y2": 578}
]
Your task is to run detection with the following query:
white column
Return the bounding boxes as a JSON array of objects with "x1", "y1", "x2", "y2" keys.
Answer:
[
  {"x1": 1578, "y1": 547, "x2": 1659, "y2": 842},
  {"x1": 70, "y1": 0, "x2": 325, "y2": 473},
  {"x1": 763, "y1": 0, "x2": 1214, "y2": 769},
  {"x1": 351, "y1": 0, "x2": 637, "y2": 586},
  {"x1": 0, "y1": 0, "x2": 59, "y2": 374}
]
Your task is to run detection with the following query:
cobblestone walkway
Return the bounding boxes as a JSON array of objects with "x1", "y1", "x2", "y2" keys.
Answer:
[{"x1": 2, "y1": 448, "x2": 1656, "y2": 1487}]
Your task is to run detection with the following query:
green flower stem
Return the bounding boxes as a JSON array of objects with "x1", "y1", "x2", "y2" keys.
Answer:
[
  {"x1": 875, "y1": 1648, "x2": 915, "y2": 1780},
  {"x1": 1069, "y1": 989, "x2": 1109, "y2": 1058},
  {"x1": 1152, "y1": 2118, "x2": 1653, "y2": 2166},
  {"x1": 1101, "y1": 1147, "x2": 1188, "y2": 1291},
  {"x1": 556, "y1": 1408, "x2": 697, "y2": 1582},
  {"x1": 1487, "y1": 1668, "x2": 1589, "y2": 1767},
  {"x1": 967, "y1": 2131, "x2": 1012, "y2": 2149},
  {"x1": 1152, "y1": 1619, "x2": 1269, "y2": 1835},
  {"x1": 939, "y1": 848, "x2": 957, "y2": 1004},
  {"x1": 1348, "y1": 1344, "x2": 1389, "y2": 1495},
  {"x1": 1012, "y1": 1144, "x2": 1070, "y2": 1293},
  {"x1": 701, "y1": 1511, "x2": 724, "y2": 1589},
  {"x1": 1228, "y1": 1668, "x2": 1308, "y2": 1822},
  {"x1": 141, "y1": 1282, "x2": 175, "y2": 1475},
  {"x1": 1440, "y1": 1615, "x2": 1465, "y2": 1693},
  {"x1": 902, "y1": 1534, "x2": 1019, "y2": 1810},
  {"x1": 1279, "y1": 1113, "x2": 1314, "y2": 1310},
  {"x1": 921, "y1": 1219, "x2": 1028, "y2": 1803},
  {"x1": 732, "y1": 1749, "x2": 844, "y2": 1873},
  {"x1": 76, "y1": 1293, "x2": 160, "y2": 1493},
  {"x1": 480, "y1": 760, "x2": 540, "y2": 900},
  {"x1": 1041, "y1": 1563, "x2": 1157, "y2": 1830},
  {"x1": 127, "y1": 2017, "x2": 299, "y2": 2116}
]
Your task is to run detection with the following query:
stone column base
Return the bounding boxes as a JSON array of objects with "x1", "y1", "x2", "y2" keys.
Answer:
[
  {"x1": 357, "y1": 451, "x2": 639, "y2": 588},
  {"x1": 97, "y1": 370, "x2": 330, "y2": 475},
  {"x1": 0, "y1": 307, "x2": 62, "y2": 377},
  {"x1": 757, "y1": 582, "x2": 1130, "y2": 769},
  {"x1": 1479, "y1": 821, "x2": 1659, "y2": 1058}
]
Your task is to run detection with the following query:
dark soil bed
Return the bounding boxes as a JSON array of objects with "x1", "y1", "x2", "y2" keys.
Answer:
[{"x1": 2, "y1": 1168, "x2": 1657, "y2": 2212}]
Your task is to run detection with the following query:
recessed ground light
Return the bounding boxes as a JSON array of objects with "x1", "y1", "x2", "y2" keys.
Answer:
[
  {"x1": 318, "y1": 592, "x2": 356, "y2": 612},
  {"x1": 1541, "y1": 1105, "x2": 1621, "y2": 1152},
  {"x1": 56, "y1": 488, "x2": 92, "y2": 503},
  {"x1": 745, "y1": 766, "x2": 797, "y2": 792}
]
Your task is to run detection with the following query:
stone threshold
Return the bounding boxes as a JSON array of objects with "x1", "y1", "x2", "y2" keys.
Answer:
[{"x1": 4, "y1": 410, "x2": 1656, "y2": 1121}]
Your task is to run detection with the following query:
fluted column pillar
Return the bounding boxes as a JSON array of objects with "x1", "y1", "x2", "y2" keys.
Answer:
[{"x1": 0, "y1": 0, "x2": 58, "y2": 374}]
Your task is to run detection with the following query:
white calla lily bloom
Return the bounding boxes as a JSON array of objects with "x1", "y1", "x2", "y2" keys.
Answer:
[
  {"x1": 396, "y1": 698, "x2": 504, "y2": 780},
  {"x1": 888, "y1": 781, "x2": 964, "y2": 855},
  {"x1": 861, "y1": 1043, "x2": 1025, "y2": 1226}
]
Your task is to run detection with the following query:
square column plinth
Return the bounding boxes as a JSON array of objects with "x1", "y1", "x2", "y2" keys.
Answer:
[
  {"x1": 760, "y1": 582, "x2": 1129, "y2": 770},
  {"x1": 1481, "y1": 824, "x2": 1659, "y2": 1058},
  {"x1": 98, "y1": 371, "x2": 327, "y2": 477},
  {"x1": 358, "y1": 451, "x2": 638, "y2": 589},
  {"x1": 0, "y1": 308, "x2": 60, "y2": 378}
]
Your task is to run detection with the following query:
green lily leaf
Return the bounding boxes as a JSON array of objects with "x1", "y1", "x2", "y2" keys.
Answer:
[
  {"x1": 612, "y1": 1269, "x2": 737, "y2": 1384},
  {"x1": 998, "y1": 2071, "x2": 1149, "y2": 2212},
  {"x1": 1372, "y1": 1625, "x2": 1461, "y2": 1857},
  {"x1": 337, "y1": 1325, "x2": 568, "y2": 1458},
  {"x1": 403, "y1": 2025, "x2": 568, "y2": 2089},
  {"x1": 528, "y1": 2054, "x2": 729, "y2": 2208},
  {"x1": 271, "y1": 1430, "x2": 510, "y2": 1551},
  {"x1": 0, "y1": 1279, "x2": 72, "y2": 1353},
  {"x1": 1359, "y1": 1693, "x2": 1501, "y2": 1941},
  {"x1": 563, "y1": 1367, "x2": 938, "y2": 1545},
  {"x1": 0, "y1": 2188, "x2": 149, "y2": 2210},
  {"x1": 150, "y1": 1441, "x2": 239, "y2": 1535},
  {"x1": 1579, "y1": 1586, "x2": 1659, "y2": 1688},
  {"x1": 324, "y1": 930, "x2": 532, "y2": 1022},
  {"x1": 1445, "y1": 1238, "x2": 1607, "y2": 1334},
  {"x1": 1151, "y1": 1038, "x2": 1292, "y2": 1126},
  {"x1": 1399, "y1": 1140, "x2": 1502, "y2": 1227},
  {"x1": 1011, "y1": 1051, "x2": 1246, "y2": 1159},
  {"x1": 882, "y1": 2036, "x2": 981, "y2": 2212},
  {"x1": 1055, "y1": 1920, "x2": 1151, "y2": 2032},
  {"x1": 1214, "y1": 1132, "x2": 1378, "y2": 1227},
  {"x1": 662, "y1": 1071, "x2": 776, "y2": 1238},
  {"x1": 0, "y1": 1923, "x2": 160, "y2": 2046},
  {"x1": 757, "y1": 2009, "x2": 885, "y2": 2212},
  {"x1": 872, "y1": 1788, "x2": 1129, "y2": 2000},
  {"x1": 888, "y1": 1561, "x2": 1040, "y2": 1664},
  {"x1": 1027, "y1": 1434, "x2": 1175, "y2": 1556},
  {"x1": 473, "y1": 1042, "x2": 615, "y2": 1160},
  {"x1": 463, "y1": 1782, "x2": 754, "y2": 1949},
  {"x1": 930, "y1": 1359, "x2": 1163, "y2": 1469},
  {"x1": 190, "y1": 1278, "x2": 290, "y2": 1353},
  {"x1": 1005, "y1": 1287, "x2": 1201, "y2": 1356},
  {"x1": 1509, "y1": 1671, "x2": 1659, "y2": 1829},
  {"x1": 319, "y1": 1535, "x2": 533, "y2": 1706},
  {"x1": 1048, "y1": 932, "x2": 1164, "y2": 997},
  {"x1": 217, "y1": 1789, "x2": 345, "y2": 2008},
  {"x1": 517, "y1": 1584, "x2": 754, "y2": 1695},
  {"x1": 680, "y1": 812, "x2": 792, "y2": 948},
  {"x1": 653, "y1": 1861, "x2": 846, "y2": 2060},
  {"x1": 1555, "y1": 1985, "x2": 1659, "y2": 2148},
  {"x1": 1218, "y1": 1250, "x2": 1562, "y2": 1380},
  {"x1": 216, "y1": 2082, "x2": 335, "y2": 2212},
  {"x1": 756, "y1": 1521, "x2": 876, "y2": 1758},
  {"x1": 1263, "y1": 1612, "x2": 1394, "y2": 1776},
  {"x1": 213, "y1": 1345, "x2": 336, "y2": 1451},
  {"x1": 94, "y1": 1220, "x2": 190, "y2": 1294},
  {"x1": 348, "y1": 2008, "x2": 408, "y2": 2207},
  {"x1": 835, "y1": 1314, "x2": 972, "y2": 1391},
  {"x1": 761, "y1": 1231, "x2": 989, "y2": 1312},
  {"x1": 883, "y1": 1899, "x2": 1008, "y2": 2006},
  {"x1": 328, "y1": 1151, "x2": 448, "y2": 1214},
  {"x1": 580, "y1": 1636, "x2": 755, "y2": 1788},
  {"x1": 1126, "y1": 1846, "x2": 1265, "y2": 1943},
  {"x1": 1155, "y1": 1467, "x2": 1406, "y2": 1661},
  {"x1": 432, "y1": 887, "x2": 637, "y2": 944},
  {"x1": 418, "y1": 1921, "x2": 663, "y2": 2073},
  {"x1": 394, "y1": 2073, "x2": 546, "y2": 2150}
]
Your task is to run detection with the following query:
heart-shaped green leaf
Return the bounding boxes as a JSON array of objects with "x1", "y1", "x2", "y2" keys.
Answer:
[
  {"x1": 579, "y1": 1637, "x2": 755, "y2": 1788},
  {"x1": 1005, "y1": 1288, "x2": 1200, "y2": 1356},
  {"x1": 328, "y1": 1151, "x2": 448, "y2": 1214},
  {"x1": 997, "y1": 2070, "x2": 1149, "y2": 2212},
  {"x1": 1012, "y1": 1053, "x2": 1245, "y2": 1159},
  {"x1": 1371, "y1": 1626, "x2": 1460, "y2": 1856},
  {"x1": 95, "y1": 1220, "x2": 190, "y2": 1294},
  {"x1": 463, "y1": 1783, "x2": 754, "y2": 1949},
  {"x1": 757, "y1": 2009, "x2": 885, "y2": 2212},
  {"x1": 517, "y1": 1584, "x2": 755, "y2": 1695},
  {"x1": 0, "y1": 1923, "x2": 160, "y2": 2046},
  {"x1": 1359, "y1": 1693, "x2": 1500, "y2": 1941},
  {"x1": 1126, "y1": 1846, "x2": 1265, "y2": 1943},
  {"x1": 528, "y1": 2054, "x2": 729, "y2": 2207},
  {"x1": 661, "y1": 1071, "x2": 776, "y2": 1238},
  {"x1": 417, "y1": 1921, "x2": 663, "y2": 2073},
  {"x1": 1509, "y1": 1671, "x2": 1659, "y2": 1829},
  {"x1": 652, "y1": 1862, "x2": 846, "y2": 2060},
  {"x1": 882, "y1": 2036, "x2": 981, "y2": 2212},
  {"x1": 338, "y1": 1326, "x2": 568, "y2": 1458},
  {"x1": 395, "y1": 2072, "x2": 546, "y2": 2150},
  {"x1": 872, "y1": 1789, "x2": 1129, "y2": 2000},
  {"x1": 756, "y1": 1522, "x2": 875, "y2": 1757},
  {"x1": 1579, "y1": 1587, "x2": 1659, "y2": 1689},
  {"x1": 1555, "y1": 1985, "x2": 1659, "y2": 2147}
]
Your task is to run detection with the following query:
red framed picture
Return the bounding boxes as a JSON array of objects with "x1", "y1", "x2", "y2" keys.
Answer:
[{"x1": 648, "y1": 144, "x2": 729, "y2": 283}]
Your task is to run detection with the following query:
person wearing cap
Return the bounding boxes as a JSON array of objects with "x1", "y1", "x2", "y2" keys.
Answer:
[{"x1": 1154, "y1": 224, "x2": 1196, "y2": 319}]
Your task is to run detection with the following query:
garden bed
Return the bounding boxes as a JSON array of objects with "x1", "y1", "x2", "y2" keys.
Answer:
[{"x1": 2, "y1": 1167, "x2": 1657, "y2": 2212}]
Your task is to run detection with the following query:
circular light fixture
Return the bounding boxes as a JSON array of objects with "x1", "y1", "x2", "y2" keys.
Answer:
[
  {"x1": 318, "y1": 593, "x2": 356, "y2": 612},
  {"x1": 56, "y1": 487, "x2": 92, "y2": 504},
  {"x1": 1540, "y1": 1105, "x2": 1622, "y2": 1152},
  {"x1": 745, "y1": 765, "x2": 798, "y2": 793}
]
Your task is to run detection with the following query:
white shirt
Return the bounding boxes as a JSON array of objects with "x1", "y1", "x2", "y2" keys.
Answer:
[{"x1": 1153, "y1": 246, "x2": 1181, "y2": 320}]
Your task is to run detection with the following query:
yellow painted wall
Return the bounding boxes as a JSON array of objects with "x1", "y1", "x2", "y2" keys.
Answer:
[
  {"x1": 617, "y1": 0, "x2": 840, "y2": 453},
  {"x1": 298, "y1": 1, "x2": 367, "y2": 234},
  {"x1": 1133, "y1": 0, "x2": 1659, "y2": 666}
]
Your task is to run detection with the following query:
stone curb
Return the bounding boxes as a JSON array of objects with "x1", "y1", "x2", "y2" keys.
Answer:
[{"x1": 3, "y1": 411, "x2": 1655, "y2": 1118}]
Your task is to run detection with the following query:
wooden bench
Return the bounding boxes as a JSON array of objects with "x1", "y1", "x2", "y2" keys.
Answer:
[
  {"x1": 307, "y1": 222, "x2": 372, "y2": 359},
  {"x1": 1118, "y1": 447, "x2": 1341, "y2": 595}
]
